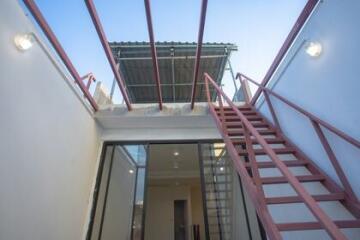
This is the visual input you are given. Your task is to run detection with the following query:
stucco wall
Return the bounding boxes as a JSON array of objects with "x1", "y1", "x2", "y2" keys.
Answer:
[
  {"x1": 0, "y1": 1, "x2": 101, "y2": 239},
  {"x1": 257, "y1": 1, "x2": 360, "y2": 197}
]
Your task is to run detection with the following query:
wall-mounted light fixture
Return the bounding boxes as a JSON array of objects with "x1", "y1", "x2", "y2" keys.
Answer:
[
  {"x1": 14, "y1": 33, "x2": 34, "y2": 51},
  {"x1": 305, "y1": 41, "x2": 322, "y2": 57},
  {"x1": 129, "y1": 169, "x2": 134, "y2": 174},
  {"x1": 173, "y1": 151, "x2": 179, "y2": 156}
]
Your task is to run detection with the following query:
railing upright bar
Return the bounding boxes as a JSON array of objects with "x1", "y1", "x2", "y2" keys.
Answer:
[
  {"x1": 205, "y1": 73, "x2": 348, "y2": 240},
  {"x1": 217, "y1": 93, "x2": 228, "y2": 135},
  {"x1": 239, "y1": 77, "x2": 251, "y2": 104},
  {"x1": 239, "y1": 73, "x2": 360, "y2": 149},
  {"x1": 263, "y1": 91, "x2": 281, "y2": 130},
  {"x1": 311, "y1": 120, "x2": 358, "y2": 202}
]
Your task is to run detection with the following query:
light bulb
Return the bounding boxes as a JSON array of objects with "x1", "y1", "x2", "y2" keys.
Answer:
[
  {"x1": 14, "y1": 33, "x2": 34, "y2": 51},
  {"x1": 305, "y1": 41, "x2": 322, "y2": 57}
]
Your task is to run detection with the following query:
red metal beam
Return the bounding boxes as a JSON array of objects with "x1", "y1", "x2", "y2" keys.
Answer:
[
  {"x1": 250, "y1": 0, "x2": 319, "y2": 105},
  {"x1": 144, "y1": 0, "x2": 163, "y2": 110},
  {"x1": 85, "y1": 0, "x2": 132, "y2": 111},
  {"x1": 23, "y1": 0, "x2": 99, "y2": 111},
  {"x1": 190, "y1": 0, "x2": 208, "y2": 110}
]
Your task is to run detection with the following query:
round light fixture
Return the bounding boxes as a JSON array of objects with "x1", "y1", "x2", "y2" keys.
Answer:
[
  {"x1": 305, "y1": 41, "x2": 322, "y2": 58},
  {"x1": 14, "y1": 33, "x2": 34, "y2": 51},
  {"x1": 129, "y1": 169, "x2": 134, "y2": 174},
  {"x1": 173, "y1": 151, "x2": 179, "y2": 156},
  {"x1": 220, "y1": 167, "x2": 224, "y2": 172}
]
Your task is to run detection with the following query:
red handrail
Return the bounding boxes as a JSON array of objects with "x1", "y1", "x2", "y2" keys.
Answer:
[
  {"x1": 237, "y1": 73, "x2": 360, "y2": 149},
  {"x1": 237, "y1": 72, "x2": 360, "y2": 202},
  {"x1": 204, "y1": 72, "x2": 348, "y2": 239},
  {"x1": 251, "y1": 0, "x2": 319, "y2": 105}
]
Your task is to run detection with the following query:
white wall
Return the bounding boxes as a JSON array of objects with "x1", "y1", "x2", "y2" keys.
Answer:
[
  {"x1": 0, "y1": 1, "x2": 101, "y2": 239},
  {"x1": 257, "y1": 1, "x2": 360, "y2": 197}
]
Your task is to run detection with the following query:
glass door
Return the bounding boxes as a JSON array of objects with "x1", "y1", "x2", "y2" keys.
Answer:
[{"x1": 88, "y1": 144, "x2": 149, "y2": 240}]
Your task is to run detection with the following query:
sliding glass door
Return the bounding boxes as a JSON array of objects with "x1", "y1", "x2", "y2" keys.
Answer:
[{"x1": 88, "y1": 144, "x2": 148, "y2": 240}]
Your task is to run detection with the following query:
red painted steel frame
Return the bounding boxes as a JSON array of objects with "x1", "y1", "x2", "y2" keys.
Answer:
[
  {"x1": 144, "y1": 0, "x2": 163, "y2": 110},
  {"x1": 81, "y1": 72, "x2": 96, "y2": 89},
  {"x1": 238, "y1": 73, "x2": 360, "y2": 149},
  {"x1": 85, "y1": 0, "x2": 132, "y2": 111},
  {"x1": 250, "y1": 0, "x2": 319, "y2": 105},
  {"x1": 238, "y1": 73, "x2": 360, "y2": 203},
  {"x1": 23, "y1": 0, "x2": 99, "y2": 111},
  {"x1": 205, "y1": 73, "x2": 348, "y2": 240},
  {"x1": 190, "y1": 0, "x2": 208, "y2": 110}
]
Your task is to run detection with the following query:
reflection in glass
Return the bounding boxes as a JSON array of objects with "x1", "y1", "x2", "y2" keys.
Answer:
[{"x1": 89, "y1": 144, "x2": 148, "y2": 240}]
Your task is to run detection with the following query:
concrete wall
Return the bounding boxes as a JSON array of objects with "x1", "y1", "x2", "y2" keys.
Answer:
[
  {"x1": 0, "y1": 1, "x2": 101, "y2": 239},
  {"x1": 257, "y1": 1, "x2": 360, "y2": 197}
]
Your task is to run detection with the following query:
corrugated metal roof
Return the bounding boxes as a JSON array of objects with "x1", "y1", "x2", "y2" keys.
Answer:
[{"x1": 109, "y1": 42, "x2": 237, "y2": 103}]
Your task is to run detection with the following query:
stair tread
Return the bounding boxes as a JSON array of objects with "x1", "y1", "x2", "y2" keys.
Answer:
[
  {"x1": 266, "y1": 192, "x2": 345, "y2": 204},
  {"x1": 277, "y1": 219, "x2": 360, "y2": 231},
  {"x1": 261, "y1": 174, "x2": 325, "y2": 184},
  {"x1": 238, "y1": 147, "x2": 295, "y2": 156},
  {"x1": 245, "y1": 160, "x2": 307, "y2": 168}
]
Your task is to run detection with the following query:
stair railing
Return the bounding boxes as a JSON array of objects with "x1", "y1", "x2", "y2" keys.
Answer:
[
  {"x1": 204, "y1": 72, "x2": 348, "y2": 240},
  {"x1": 237, "y1": 72, "x2": 360, "y2": 203}
]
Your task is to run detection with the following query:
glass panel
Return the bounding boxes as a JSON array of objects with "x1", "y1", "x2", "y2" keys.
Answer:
[
  {"x1": 89, "y1": 144, "x2": 148, "y2": 240},
  {"x1": 124, "y1": 145, "x2": 147, "y2": 167},
  {"x1": 200, "y1": 142, "x2": 233, "y2": 240},
  {"x1": 132, "y1": 168, "x2": 146, "y2": 240}
]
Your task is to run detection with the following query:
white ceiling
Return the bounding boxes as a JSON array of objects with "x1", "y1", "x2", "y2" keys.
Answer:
[{"x1": 148, "y1": 143, "x2": 200, "y2": 179}]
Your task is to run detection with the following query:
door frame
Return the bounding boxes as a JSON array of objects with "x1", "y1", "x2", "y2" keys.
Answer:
[{"x1": 86, "y1": 139, "x2": 221, "y2": 240}]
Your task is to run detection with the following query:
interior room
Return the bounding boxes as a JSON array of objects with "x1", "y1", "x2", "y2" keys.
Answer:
[{"x1": 144, "y1": 144, "x2": 205, "y2": 240}]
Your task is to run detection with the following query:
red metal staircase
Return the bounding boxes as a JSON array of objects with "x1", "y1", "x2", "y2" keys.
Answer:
[{"x1": 204, "y1": 73, "x2": 360, "y2": 239}]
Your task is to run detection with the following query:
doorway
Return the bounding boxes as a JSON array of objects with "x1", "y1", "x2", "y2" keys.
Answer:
[
  {"x1": 143, "y1": 143, "x2": 205, "y2": 240},
  {"x1": 174, "y1": 200, "x2": 188, "y2": 240}
]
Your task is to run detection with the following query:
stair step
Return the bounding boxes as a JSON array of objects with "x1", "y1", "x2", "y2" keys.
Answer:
[
  {"x1": 261, "y1": 174, "x2": 325, "y2": 184},
  {"x1": 232, "y1": 138, "x2": 286, "y2": 145},
  {"x1": 228, "y1": 129, "x2": 276, "y2": 136},
  {"x1": 277, "y1": 220, "x2": 360, "y2": 231},
  {"x1": 214, "y1": 106, "x2": 252, "y2": 111},
  {"x1": 224, "y1": 122, "x2": 269, "y2": 128},
  {"x1": 238, "y1": 147, "x2": 295, "y2": 156},
  {"x1": 216, "y1": 111, "x2": 257, "y2": 116},
  {"x1": 245, "y1": 160, "x2": 307, "y2": 169},
  {"x1": 220, "y1": 115, "x2": 263, "y2": 121},
  {"x1": 266, "y1": 192, "x2": 345, "y2": 204}
]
